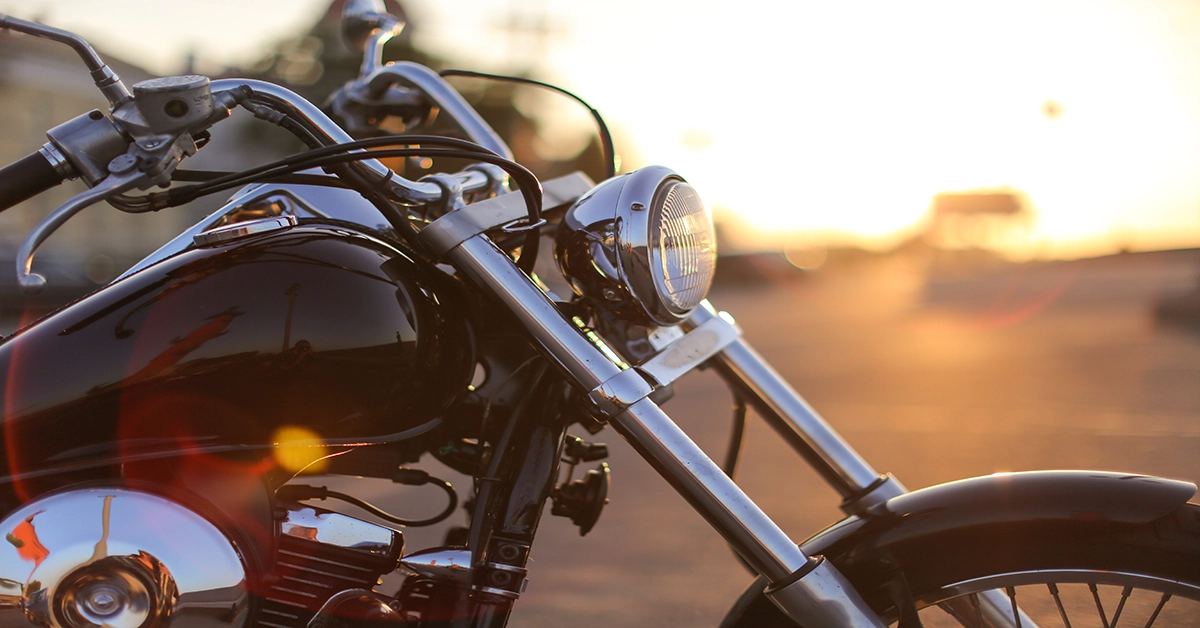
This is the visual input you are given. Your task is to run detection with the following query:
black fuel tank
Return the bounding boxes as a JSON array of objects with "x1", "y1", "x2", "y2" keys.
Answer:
[{"x1": 0, "y1": 222, "x2": 473, "y2": 482}]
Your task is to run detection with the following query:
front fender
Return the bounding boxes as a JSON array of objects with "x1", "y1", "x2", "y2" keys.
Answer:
[{"x1": 721, "y1": 470, "x2": 1196, "y2": 627}]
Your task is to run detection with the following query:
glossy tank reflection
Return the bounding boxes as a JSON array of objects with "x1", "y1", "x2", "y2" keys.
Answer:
[{"x1": 0, "y1": 222, "x2": 474, "y2": 483}]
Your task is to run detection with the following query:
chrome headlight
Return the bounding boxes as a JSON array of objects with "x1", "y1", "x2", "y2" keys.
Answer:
[{"x1": 556, "y1": 166, "x2": 717, "y2": 326}]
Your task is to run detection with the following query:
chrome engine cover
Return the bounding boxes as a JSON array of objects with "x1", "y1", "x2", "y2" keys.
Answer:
[{"x1": 0, "y1": 488, "x2": 248, "y2": 628}]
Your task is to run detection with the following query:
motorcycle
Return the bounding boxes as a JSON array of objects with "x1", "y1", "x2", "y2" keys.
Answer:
[{"x1": 0, "y1": 2, "x2": 1196, "y2": 627}]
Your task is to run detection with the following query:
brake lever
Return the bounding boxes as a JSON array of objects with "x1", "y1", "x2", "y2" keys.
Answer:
[{"x1": 16, "y1": 169, "x2": 146, "y2": 294}]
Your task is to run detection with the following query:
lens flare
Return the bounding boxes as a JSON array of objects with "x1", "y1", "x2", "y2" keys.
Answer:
[{"x1": 272, "y1": 426, "x2": 327, "y2": 473}]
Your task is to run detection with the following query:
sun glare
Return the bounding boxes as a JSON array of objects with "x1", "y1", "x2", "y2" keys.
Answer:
[
  {"x1": 542, "y1": 0, "x2": 1200, "y2": 258},
  {"x1": 4, "y1": 0, "x2": 1198, "y2": 259}
]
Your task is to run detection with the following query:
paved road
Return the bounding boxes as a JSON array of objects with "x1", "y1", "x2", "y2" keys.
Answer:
[{"x1": 497, "y1": 251, "x2": 1200, "y2": 626}]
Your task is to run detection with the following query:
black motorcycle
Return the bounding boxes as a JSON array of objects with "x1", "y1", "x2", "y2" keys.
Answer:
[{"x1": 0, "y1": 2, "x2": 1196, "y2": 627}]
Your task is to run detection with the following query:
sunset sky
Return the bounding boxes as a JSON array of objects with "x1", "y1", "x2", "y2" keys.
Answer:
[{"x1": 4, "y1": 0, "x2": 1200, "y2": 259}]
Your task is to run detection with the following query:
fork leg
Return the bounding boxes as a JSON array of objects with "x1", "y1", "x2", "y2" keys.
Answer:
[
  {"x1": 445, "y1": 237, "x2": 886, "y2": 627},
  {"x1": 689, "y1": 304, "x2": 906, "y2": 511},
  {"x1": 612, "y1": 398, "x2": 886, "y2": 627}
]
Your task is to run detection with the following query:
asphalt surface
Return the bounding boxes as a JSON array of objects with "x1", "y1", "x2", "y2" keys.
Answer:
[
  {"x1": 330, "y1": 249, "x2": 1200, "y2": 626},
  {"x1": 503, "y1": 251, "x2": 1200, "y2": 626}
]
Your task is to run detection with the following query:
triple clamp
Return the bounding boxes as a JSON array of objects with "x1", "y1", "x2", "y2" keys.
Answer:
[{"x1": 586, "y1": 307, "x2": 741, "y2": 418}]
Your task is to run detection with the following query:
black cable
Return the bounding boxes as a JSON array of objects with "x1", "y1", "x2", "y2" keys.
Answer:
[
  {"x1": 723, "y1": 394, "x2": 748, "y2": 478},
  {"x1": 241, "y1": 90, "x2": 527, "y2": 251},
  {"x1": 440, "y1": 68, "x2": 618, "y2": 181},
  {"x1": 278, "y1": 480, "x2": 459, "y2": 527},
  {"x1": 722, "y1": 393, "x2": 756, "y2": 574},
  {"x1": 165, "y1": 147, "x2": 540, "y2": 227},
  {"x1": 165, "y1": 134, "x2": 518, "y2": 203},
  {"x1": 243, "y1": 91, "x2": 429, "y2": 245},
  {"x1": 171, "y1": 170, "x2": 352, "y2": 188},
  {"x1": 157, "y1": 89, "x2": 544, "y2": 269},
  {"x1": 160, "y1": 146, "x2": 543, "y2": 272},
  {"x1": 161, "y1": 136, "x2": 542, "y2": 226}
]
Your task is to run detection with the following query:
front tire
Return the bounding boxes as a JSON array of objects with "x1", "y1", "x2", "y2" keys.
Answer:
[{"x1": 723, "y1": 502, "x2": 1200, "y2": 626}]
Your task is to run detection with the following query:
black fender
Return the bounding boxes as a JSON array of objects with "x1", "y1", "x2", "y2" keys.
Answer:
[{"x1": 721, "y1": 470, "x2": 1197, "y2": 627}]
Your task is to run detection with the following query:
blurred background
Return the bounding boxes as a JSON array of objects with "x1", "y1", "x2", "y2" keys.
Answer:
[
  {"x1": 3, "y1": 0, "x2": 1200, "y2": 281},
  {"x1": 0, "y1": 0, "x2": 1199, "y2": 625}
]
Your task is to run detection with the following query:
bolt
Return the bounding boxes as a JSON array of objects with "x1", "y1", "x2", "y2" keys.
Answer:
[
  {"x1": 631, "y1": 203, "x2": 645, "y2": 212},
  {"x1": 80, "y1": 583, "x2": 125, "y2": 618},
  {"x1": 602, "y1": 288, "x2": 619, "y2": 301},
  {"x1": 489, "y1": 571, "x2": 513, "y2": 587},
  {"x1": 497, "y1": 544, "x2": 521, "y2": 561}
]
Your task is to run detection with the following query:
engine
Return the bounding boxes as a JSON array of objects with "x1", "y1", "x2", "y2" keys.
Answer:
[
  {"x1": 259, "y1": 505, "x2": 403, "y2": 628},
  {"x1": 0, "y1": 488, "x2": 404, "y2": 628}
]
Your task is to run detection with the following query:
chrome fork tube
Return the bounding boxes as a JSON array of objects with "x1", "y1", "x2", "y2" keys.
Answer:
[
  {"x1": 691, "y1": 305, "x2": 1038, "y2": 628},
  {"x1": 688, "y1": 305, "x2": 907, "y2": 510},
  {"x1": 444, "y1": 235, "x2": 885, "y2": 627},
  {"x1": 615, "y1": 398, "x2": 809, "y2": 580}
]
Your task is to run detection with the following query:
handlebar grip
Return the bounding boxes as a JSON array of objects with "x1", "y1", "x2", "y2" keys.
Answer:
[{"x1": 0, "y1": 150, "x2": 67, "y2": 212}]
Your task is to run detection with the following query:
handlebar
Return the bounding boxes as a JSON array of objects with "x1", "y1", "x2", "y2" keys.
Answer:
[
  {"x1": 364, "y1": 63, "x2": 513, "y2": 161},
  {"x1": 0, "y1": 150, "x2": 67, "y2": 213},
  {"x1": 209, "y1": 78, "x2": 447, "y2": 205},
  {"x1": 4, "y1": 13, "x2": 528, "y2": 292}
]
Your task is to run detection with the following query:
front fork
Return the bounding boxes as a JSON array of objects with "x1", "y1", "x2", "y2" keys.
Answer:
[
  {"x1": 694, "y1": 307, "x2": 1034, "y2": 627},
  {"x1": 444, "y1": 235, "x2": 884, "y2": 626},
  {"x1": 443, "y1": 233, "x2": 1032, "y2": 627}
]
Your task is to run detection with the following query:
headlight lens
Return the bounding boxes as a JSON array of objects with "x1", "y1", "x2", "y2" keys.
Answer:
[
  {"x1": 556, "y1": 166, "x2": 717, "y2": 326},
  {"x1": 650, "y1": 180, "x2": 717, "y2": 316}
]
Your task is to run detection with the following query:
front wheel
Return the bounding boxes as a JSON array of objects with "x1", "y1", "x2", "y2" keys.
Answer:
[{"x1": 723, "y1": 502, "x2": 1200, "y2": 627}]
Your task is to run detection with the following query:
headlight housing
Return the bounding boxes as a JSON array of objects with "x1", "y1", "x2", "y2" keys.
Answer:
[{"x1": 556, "y1": 166, "x2": 717, "y2": 326}]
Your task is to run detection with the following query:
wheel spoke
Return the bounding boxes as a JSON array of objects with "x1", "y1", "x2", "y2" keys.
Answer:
[
  {"x1": 903, "y1": 569, "x2": 1199, "y2": 628},
  {"x1": 1142, "y1": 593, "x2": 1171, "y2": 628},
  {"x1": 1047, "y1": 583, "x2": 1072, "y2": 628},
  {"x1": 1110, "y1": 586, "x2": 1132, "y2": 627},
  {"x1": 937, "y1": 592, "x2": 1012, "y2": 628},
  {"x1": 1005, "y1": 586, "x2": 1023, "y2": 628},
  {"x1": 1090, "y1": 583, "x2": 1111, "y2": 628}
]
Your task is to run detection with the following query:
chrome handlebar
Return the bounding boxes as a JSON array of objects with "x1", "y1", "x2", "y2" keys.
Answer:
[
  {"x1": 3, "y1": 9, "x2": 523, "y2": 292},
  {"x1": 210, "y1": 79, "x2": 447, "y2": 205},
  {"x1": 359, "y1": 63, "x2": 514, "y2": 161},
  {"x1": 15, "y1": 75, "x2": 511, "y2": 293}
]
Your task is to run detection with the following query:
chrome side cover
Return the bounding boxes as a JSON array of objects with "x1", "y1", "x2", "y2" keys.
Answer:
[
  {"x1": 281, "y1": 506, "x2": 398, "y2": 558},
  {"x1": 0, "y1": 488, "x2": 247, "y2": 628}
]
